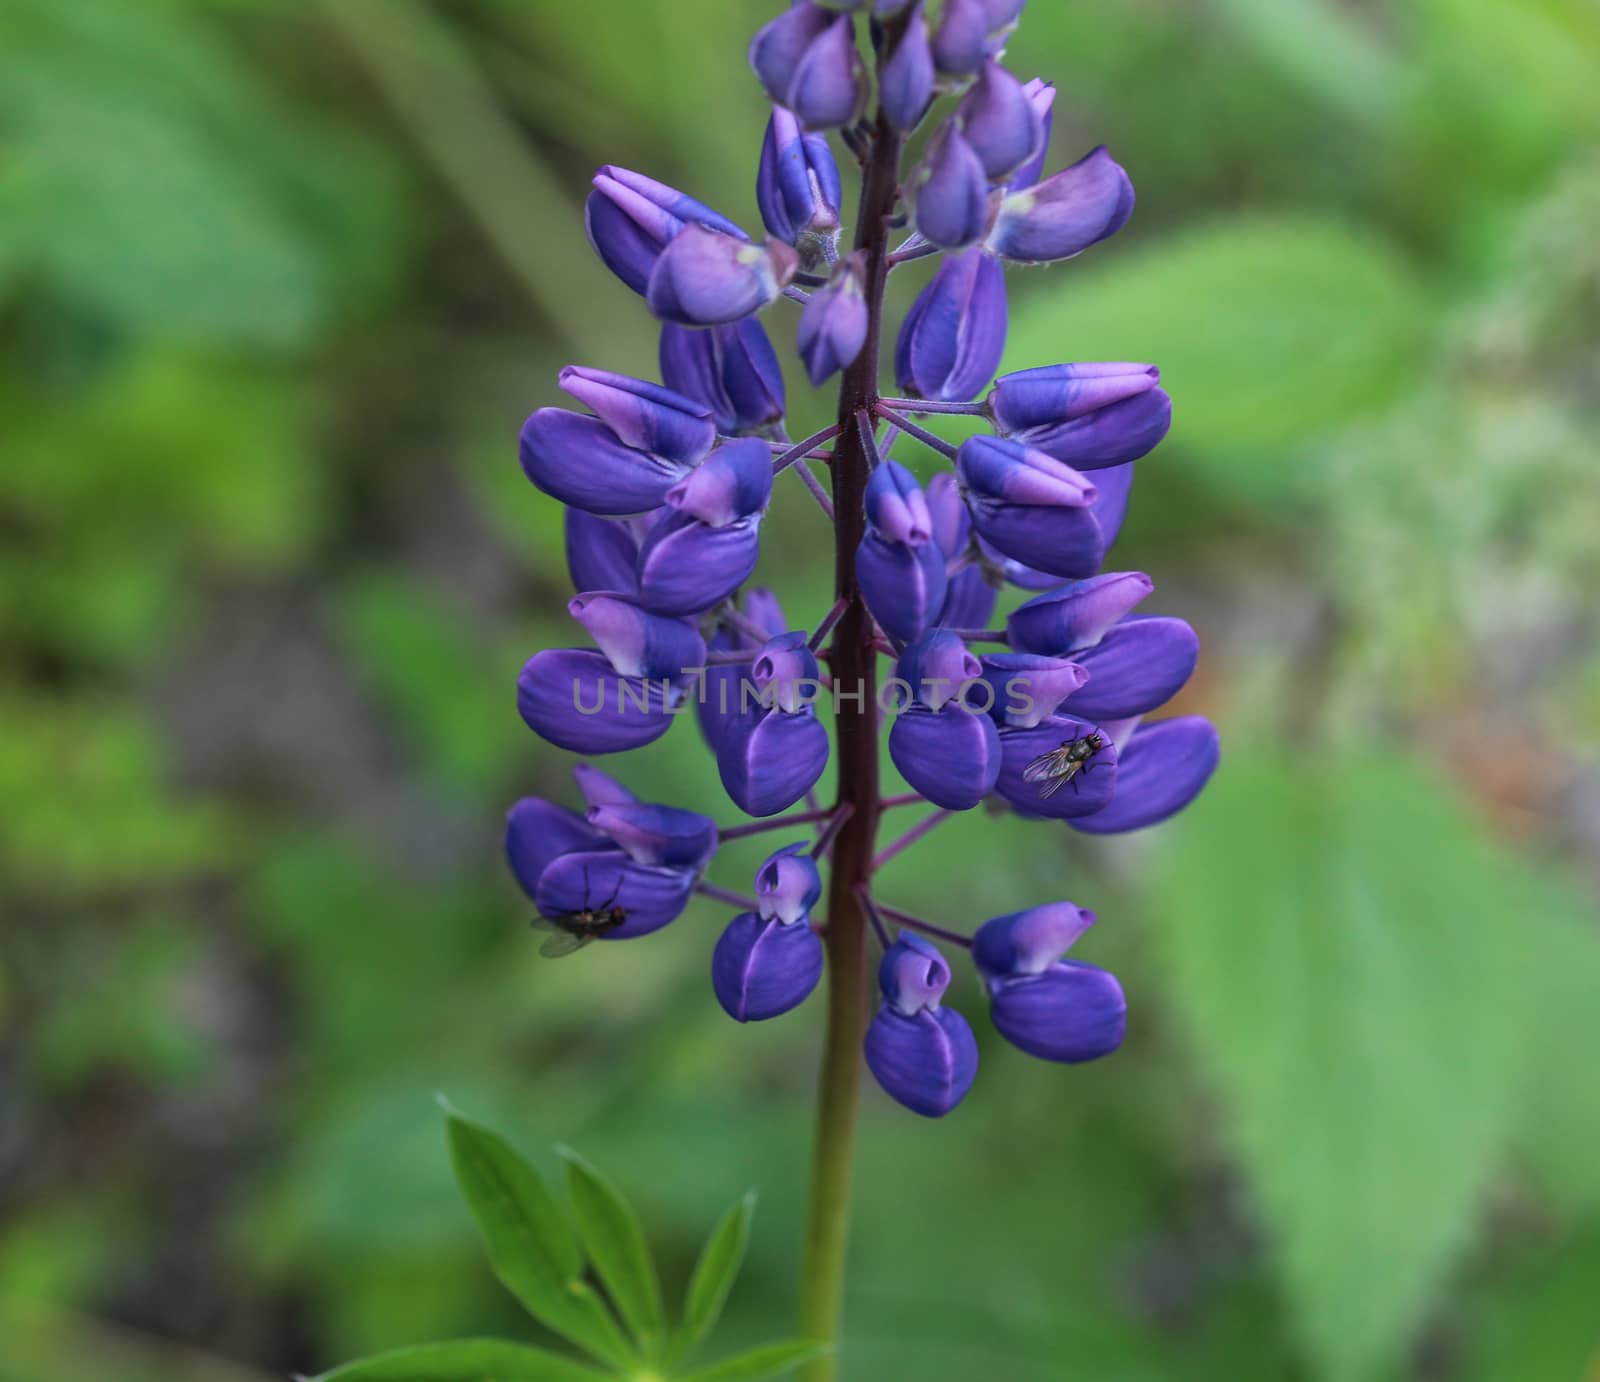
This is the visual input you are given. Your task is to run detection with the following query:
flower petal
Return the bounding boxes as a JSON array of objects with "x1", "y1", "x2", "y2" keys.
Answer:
[
  {"x1": 865, "y1": 1005, "x2": 979, "y2": 1117},
  {"x1": 1065, "y1": 615, "x2": 1198, "y2": 720},
  {"x1": 586, "y1": 801, "x2": 718, "y2": 868},
  {"x1": 988, "y1": 961, "x2": 1127, "y2": 1062},
  {"x1": 517, "y1": 648, "x2": 679, "y2": 754},
  {"x1": 534, "y1": 848, "x2": 695, "y2": 939},
  {"x1": 895, "y1": 249, "x2": 1008, "y2": 402},
  {"x1": 521, "y1": 409, "x2": 691, "y2": 516},
  {"x1": 995, "y1": 714, "x2": 1119, "y2": 819},
  {"x1": 717, "y1": 708, "x2": 831, "y2": 817},
  {"x1": 1070, "y1": 715, "x2": 1219, "y2": 834},
  {"x1": 635, "y1": 511, "x2": 763, "y2": 617},
  {"x1": 564, "y1": 509, "x2": 641, "y2": 596},
  {"x1": 888, "y1": 704, "x2": 1001, "y2": 810},
  {"x1": 505, "y1": 797, "x2": 608, "y2": 899},
  {"x1": 712, "y1": 911, "x2": 825, "y2": 1021}
]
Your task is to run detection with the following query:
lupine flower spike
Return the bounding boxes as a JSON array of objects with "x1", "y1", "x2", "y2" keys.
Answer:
[{"x1": 508, "y1": 0, "x2": 1218, "y2": 1141}]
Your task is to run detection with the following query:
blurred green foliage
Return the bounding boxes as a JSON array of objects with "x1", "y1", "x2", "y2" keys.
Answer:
[{"x1": 1, "y1": 2, "x2": 1597, "y2": 1381}]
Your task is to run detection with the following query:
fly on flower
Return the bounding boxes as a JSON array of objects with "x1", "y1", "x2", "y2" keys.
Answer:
[
  {"x1": 1022, "y1": 729, "x2": 1107, "y2": 799},
  {"x1": 531, "y1": 869, "x2": 628, "y2": 957}
]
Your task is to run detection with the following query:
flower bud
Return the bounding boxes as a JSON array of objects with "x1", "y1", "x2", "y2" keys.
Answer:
[
  {"x1": 587, "y1": 801, "x2": 718, "y2": 869},
  {"x1": 755, "y1": 841, "x2": 823, "y2": 924},
  {"x1": 534, "y1": 848, "x2": 697, "y2": 940},
  {"x1": 564, "y1": 509, "x2": 641, "y2": 596},
  {"x1": 660, "y1": 318, "x2": 786, "y2": 434},
  {"x1": 994, "y1": 712, "x2": 1118, "y2": 820},
  {"x1": 757, "y1": 107, "x2": 843, "y2": 262},
  {"x1": 880, "y1": 2, "x2": 935, "y2": 131},
  {"x1": 558, "y1": 366, "x2": 716, "y2": 465},
  {"x1": 1009, "y1": 78, "x2": 1055, "y2": 190},
  {"x1": 1065, "y1": 615, "x2": 1199, "y2": 721},
  {"x1": 911, "y1": 122, "x2": 994, "y2": 250},
  {"x1": 753, "y1": 631, "x2": 823, "y2": 714},
  {"x1": 664, "y1": 438, "x2": 774, "y2": 528},
  {"x1": 931, "y1": 0, "x2": 986, "y2": 76},
  {"x1": 989, "y1": 362, "x2": 1171, "y2": 469},
  {"x1": 1070, "y1": 715, "x2": 1218, "y2": 835},
  {"x1": 646, "y1": 226, "x2": 799, "y2": 326},
  {"x1": 796, "y1": 253, "x2": 869, "y2": 386},
  {"x1": 987, "y1": 146, "x2": 1135, "y2": 264},
  {"x1": 787, "y1": 13, "x2": 870, "y2": 128},
  {"x1": 1006, "y1": 572, "x2": 1154, "y2": 653},
  {"x1": 956, "y1": 435, "x2": 1104, "y2": 579},
  {"x1": 712, "y1": 910, "x2": 824, "y2": 1021},
  {"x1": 956, "y1": 60, "x2": 1043, "y2": 181},
  {"x1": 858, "y1": 462, "x2": 948, "y2": 643},
  {"x1": 585, "y1": 166, "x2": 746, "y2": 295},
  {"x1": 520, "y1": 409, "x2": 693, "y2": 516},
  {"x1": 895, "y1": 249, "x2": 1007, "y2": 402},
  {"x1": 973, "y1": 902, "x2": 1096, "y2": 977},
  {"x1": 976, "y1": 651, "x2": 1087, "y2": 728},
  {"x1": 866, "y1": 934, "x2": 979, "y2": 1117},
  {"x1": 749, "y1": 1, "x2": 833, "y2": 105},
  {"x1": 635, "y1": 509, "x2": 763, "y2": 616}
]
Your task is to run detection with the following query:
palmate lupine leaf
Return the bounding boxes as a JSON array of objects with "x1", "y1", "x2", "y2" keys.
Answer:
[
  {"x1": 445, "y1": 1113, "x2": 633, "y2": 1368},
  {"x1": 558, "y1": 1147, "x2": 668, "y2": 1356}
]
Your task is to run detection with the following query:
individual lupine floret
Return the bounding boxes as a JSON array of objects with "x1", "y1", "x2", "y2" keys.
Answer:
[
  {"x1": 797, "y1": 252, "x2": 869, "y2": 386},
  {"x1": 975, "y1": 651, "x2": 1087, "y2": 729},
  {"x1": 556, "y1": 366, "x2": 717, "y2": 464},
  {"x1": 956, "y1": 434, "x2": 1104, "y2": 579},
  {"x1": 518, "y1": 594, "x2": 705, "y2": 754},
  {"x1": 987, "y1": 146, "x2": 1136, "y2": 263},
  {"x1": 660, "y1": 318, "x2": 787, "y2": 434},
  {"x1": 717, "y1": 631, "x2": 831, "y2": 817},
  {"x1": 757, "y1": 106, "x2": 844, "y2": 267},
  {"x1": 973, "y1": 903, "x2": 1126, "y2": 1062},
  {"x1": 506, "y1": 765, "x2": 717, "y2": 940},
  {"x1": 713, "y1": 843, "x2": 825, "y2": 1021},
  {"x1": 887, "y1": 631, "x2": 1000, "y2": 809},
  {"x1": 894, "y1": 249, "x2": 1007, "y2": 402},
  {"x1": 646, "y1": 225, "x2": 800, "y2": 326},
  {"x1": 994, "y1": 710, "x2": 1119, "y2": 820},
  {"x1": 879, "y1": 1, "x2": 935, "y2": 131},
  {"x1": 925, "y1": 472, "x2": 998, "y2": 629},
  {"x1": 955, "y1": 60, "x2": 1043, "y2": 181},
  {"x1": 586, "y1": 166, "x2": 747, "y2": 295},
  {"x1": 635, "y1": 439, "x2": 773, "y2": 615},
  {"x1": 988, "y1": 362, "x2": 1172, "y2": 469},
  {"x1": 749, "y1": 3, "x2": 869, "y2": 129},
  {"x1": 699, "y1": 590, "x2": 788, "y2": 756},
  {"x1": 910, "y1": 122, "x2": 993, "y2": 249},
  {"x1": 521, "y1": 405, "x2": 701, "y2": 516},
  {"x1": 856, "y1": 460, "x2": 947, "y2": 644},
  {"x1": 1004, "y1": 572, "x2": 1154, "y2": 653},
  {"x1": 1059, "y1": 615, "x2": 1200, "y2": 721},
  {"x1": 564, "y1": 509, "x2": 643, "y2": 596},
  {"x1": 865, "y1": 934, "x2": 979, "y2": 1117}
]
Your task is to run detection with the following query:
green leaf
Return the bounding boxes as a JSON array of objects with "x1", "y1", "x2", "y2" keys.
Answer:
[
  {"x1": 446, "y1": 1114, "x2": 632, "y2": 1368},
  {"x1": 1004, "y1": 216, "x2": 1431, "y2": 506},
  {"x1": 671, "y1": 1192, "x2": 756, "y2": 1362},
  {"x1": 309, "y1": 1338, "x2": 615, "y2": 1381},
  {"x1": 559, "y1": 1147, "x2": 666, "y2": 1352},
  {"x1": 673, "y1": 1340, "x2": 830, "y2": 1382},
  {"x1": 1153, "y1": 748, "x2": 1539, "y2": 1382}
]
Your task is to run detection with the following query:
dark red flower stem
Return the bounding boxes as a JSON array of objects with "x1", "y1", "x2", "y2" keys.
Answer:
[{"x1": 797, "y1": 98, "x2": 906, "y2": 1379}]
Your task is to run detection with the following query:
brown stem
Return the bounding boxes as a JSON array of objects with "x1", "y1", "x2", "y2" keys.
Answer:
[{"x1": 796, "y1": 104, "x2": 905, "y2": 1380}]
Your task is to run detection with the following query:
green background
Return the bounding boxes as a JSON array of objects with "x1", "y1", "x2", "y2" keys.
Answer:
[{"x1": 2, "y1": 1, "x2": 1598, "y2": 1379}]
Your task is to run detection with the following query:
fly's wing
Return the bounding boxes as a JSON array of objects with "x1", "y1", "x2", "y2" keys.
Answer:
[
  {"x1": 531, "y1": 915, "x2": 590, "y2": 959},
  {"x1": 1035, "y1": 768, "x2": 1072, "y2": 799},
  {"x1": 1022, "y1": 747, "x2": 1069, "y2": 784}
]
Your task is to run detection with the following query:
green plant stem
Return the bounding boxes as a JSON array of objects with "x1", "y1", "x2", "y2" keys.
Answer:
[{"x1": 796, "y1": 106, "x2": 905, "y2": 1382}]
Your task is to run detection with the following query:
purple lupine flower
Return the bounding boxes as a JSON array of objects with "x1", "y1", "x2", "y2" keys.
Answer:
[
  {"x1": 857, "y1": 459, "x2": 947, "y2": 643},
  {"x1": 974, "y1": 904, "x2": 1126, "y2": 1062},
  {"x1": 865, "y1": 934, "x2": 979, "y2": 1116},
  {"x1": 713, "y1": 842, "x2": 825, "y2": 1020},
  {"x1": 987, "y1": 146, "x2": 1136, "y2": 263},
  {"x1": 895, "y1": 249, "x2": 1007, "y2": 401},
  {"x1": 880, "y1": 2, "x2": 936, "y2": 131},
  {"x1": 988, "y1": 362, "x2": 1173, "y2": 469},
  {"x1": 955, "y1": 60, "x2": 1044, "y2": 181},
  {"x1": 757, "y1": 106, "x2": 843, "y2": 265},
  {"x1": 646, "y1": 226, "x2": 800, "y2": 326},
  {"x1": 660, "y1": 318, "x2": 786, "y2": 434},
  {"x1": 956, "y1": 434, "x2": 1105, "y2": 579},
  {"x1": 586, "y1": 166, "x2": 747, "y2": 295},
  {"x1": 750, "y1": 4, "x2": 869, "y2": 129},
  {"x1": 507, "y1": 1, "x2": 1217, "y2": 1141},
  {"x1": 797, "y1": 252, "x2": 870, "y2": 385},
  {"x1": 911, "y1": 122, "x2": 993, "y2": 249}
]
